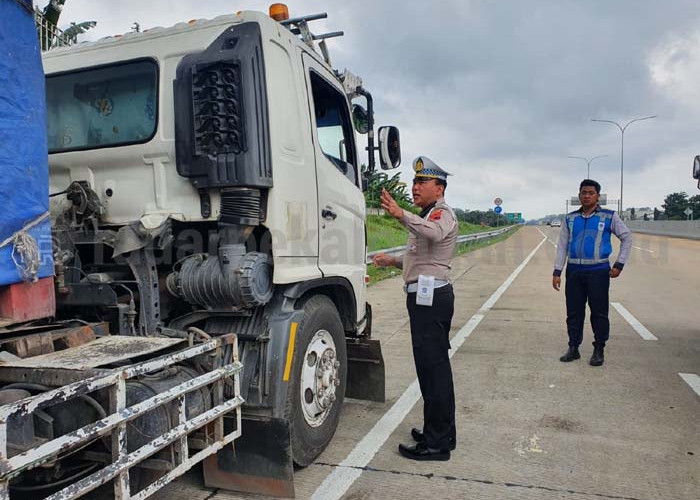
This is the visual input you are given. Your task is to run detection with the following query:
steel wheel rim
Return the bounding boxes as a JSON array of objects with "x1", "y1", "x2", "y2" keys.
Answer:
[{"x1": 300, "y1": 329, "x2": 340, "y2": 427}]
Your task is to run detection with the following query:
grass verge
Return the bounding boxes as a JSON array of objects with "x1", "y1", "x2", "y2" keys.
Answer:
[
  {"x1": 367, "y1": 225, "x2": 521, "y2": 285},
  {"x1": 366, "y1": 214, "x2": 492, "y2": 252}
]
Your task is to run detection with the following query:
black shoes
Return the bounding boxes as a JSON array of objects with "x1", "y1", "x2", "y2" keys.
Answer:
[
  {"x1": 398, "y1": 442, "x2": 450, "y2": 461},
  {"x1": 559, "y1": 346, "x2": 605, "y2": 366},
  {"x1": 589, "y1": 346, "x2": 605, "y2": 366},
  {"x1": 411, "y1": 428, "x2": 456, "y2": 451},
  {"x1": 559, "y1": 346, "x2": 580, "y2": 362}
]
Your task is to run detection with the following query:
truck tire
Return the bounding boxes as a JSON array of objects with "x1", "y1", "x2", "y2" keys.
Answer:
[{"x1": 285, "y1": 295, "x2": 347, "y2": 466}]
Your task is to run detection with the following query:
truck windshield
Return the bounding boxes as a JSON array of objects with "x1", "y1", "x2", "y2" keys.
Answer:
[{"x1": 46, "y1": 59, "x2": 157, "y2": 153}]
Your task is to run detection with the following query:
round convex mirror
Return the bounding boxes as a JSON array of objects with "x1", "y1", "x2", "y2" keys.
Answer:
[{"x1": 352, "y1": 104, "x2": 369, "y2": 134}]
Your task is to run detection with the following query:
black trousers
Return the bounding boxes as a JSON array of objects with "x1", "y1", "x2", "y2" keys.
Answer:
[
  {"x1": 406, "y1": 284, "x2": 456, "y2": 451},
  {"x1": 565, "y1": 267, "x2": 610, "y2": 348}
]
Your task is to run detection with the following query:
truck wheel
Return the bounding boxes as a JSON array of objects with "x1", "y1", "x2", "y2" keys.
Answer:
[{"x1": 286, "y1": 295, "x2": 347, "y2": 466}]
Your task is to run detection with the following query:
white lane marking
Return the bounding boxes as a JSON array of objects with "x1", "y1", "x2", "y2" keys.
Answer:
[
  {"x1": 611, "y1": 302, "x2": 658, "y2": 340},
  {"x1": 535, "y1": 227, "x2": 556, "y2": 246},
  {"x1": 679, "y1": 373, "x2": 700, "y2": 397},
  {"x1": 311, "y1": 234, "x2": 547, "y2": 500},
  {"x1": 633, "y1": 246, "x2": 655, "y2": 254},
  {"x1": 678, "y1": 373, "x2": 700, "y2": 396}
]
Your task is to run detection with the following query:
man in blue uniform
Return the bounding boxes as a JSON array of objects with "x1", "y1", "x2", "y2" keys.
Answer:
[
  {"x1": 373, "y1": 156, "x2": 458, "y2": 461},
  {"x1": 552, "y1": 179, "x2": 632, "y2": 366}
]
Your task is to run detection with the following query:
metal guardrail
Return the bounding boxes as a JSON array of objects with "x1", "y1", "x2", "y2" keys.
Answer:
[{"x1": 366, "y1": 225, "x2": 516, "y2": 263}]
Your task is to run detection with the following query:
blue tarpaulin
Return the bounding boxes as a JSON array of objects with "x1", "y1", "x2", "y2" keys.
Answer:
[{"x1": 0, "y1": 0, "x2": 54, "y2": 286}]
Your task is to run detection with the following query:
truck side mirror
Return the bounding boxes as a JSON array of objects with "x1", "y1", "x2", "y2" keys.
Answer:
[
  {"x1": 378, "y1": 126, "x2": 400, "y2": 170},
  {"x1": 361, "y1": 175, "x2": 369, "y2": 192},
  {"x1": 352, "y1": 104, "x2": 369, "y2": 134}
]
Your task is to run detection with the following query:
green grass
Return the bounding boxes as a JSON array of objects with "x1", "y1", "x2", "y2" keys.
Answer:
[
  {"x1": 366, "y1": 214, "x2": 492, "y2": 252},
  {"x1": 455, "y1": 225, "x2": 520, "y2": 256},
  {"x1": 366, "y1": 219, "x2": 520, "y2": 285}
]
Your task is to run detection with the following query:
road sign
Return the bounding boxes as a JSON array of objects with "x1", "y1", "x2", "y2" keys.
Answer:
[
  {"x1": 570, "y1": 193, "x2": 608, "y2": 206},
  {"x1": 494, "y1": 206, "x2": 503, "y2": 214},
  {"x1": 494, "y1": 198, "x2": 503, "y2": 206},
  {"x1": 684, "y1": 207, "x2": 693, "y2": 216},
  {"x1": 506, "y1": 212, "x2": 522, "y2": 221}
]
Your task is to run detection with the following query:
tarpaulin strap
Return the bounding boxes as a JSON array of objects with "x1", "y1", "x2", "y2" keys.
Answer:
[{"x1": 0, "y1": 212, "x2": 50, "y2": 283}]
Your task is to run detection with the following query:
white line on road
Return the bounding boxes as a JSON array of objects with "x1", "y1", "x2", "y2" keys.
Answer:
[
  {"x1": 679, "y1": 373, "x2": 700, "y2": 397},
  {"x1": 633, "y1": 246, "x2": 655, "y2": 253},
  {"x1": 536, "y1": 227, "x2": 557, "y2": 246},
  {"x1": 611, "y1": 302, "x2": 658, "y2": 340},
  {"x1": 310, "y1": 234, "x2": 548, "y2": 500}
]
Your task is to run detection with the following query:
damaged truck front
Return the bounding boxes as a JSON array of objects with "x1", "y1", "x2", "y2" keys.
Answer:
[{"x1": 0, "y1": 4, "x2": 399, "y2": 499}]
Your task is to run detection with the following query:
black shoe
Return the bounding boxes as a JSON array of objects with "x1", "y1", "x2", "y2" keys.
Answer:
[
  {"x1": 411, "y1": 428, "x2": 456, "y2": 450},
  {"x1": 589, "y1": 346, "x2": 604, "y2": 366},
  {"x1": 559, "y1": 346, "x2": 580, "y2": 362},
  {"x1": 398, "y1": 442, "x2": 450, "y2": 461}
]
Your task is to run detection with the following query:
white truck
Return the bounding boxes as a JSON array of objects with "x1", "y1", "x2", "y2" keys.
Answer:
[{"x1": 0, "y1": 5, "x2": 400, "y2": 498}]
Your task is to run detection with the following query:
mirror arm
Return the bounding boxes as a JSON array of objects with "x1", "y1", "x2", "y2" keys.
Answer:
[{"x1": 355, "y1": 88, "x2": 376, "y2": 173}]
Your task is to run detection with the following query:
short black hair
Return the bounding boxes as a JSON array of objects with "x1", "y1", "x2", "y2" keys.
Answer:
[{"x1": 580, "y1": 179, "x2": 601, "y2": 194}]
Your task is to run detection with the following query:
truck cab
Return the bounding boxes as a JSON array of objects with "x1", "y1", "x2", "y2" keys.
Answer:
[{"x1": 0, "y1": 6, "x2": 399, "y2": 498}]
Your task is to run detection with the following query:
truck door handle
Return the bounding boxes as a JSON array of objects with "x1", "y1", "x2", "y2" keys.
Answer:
[{"x1": 321, "y1": 209, "x2": 337, "y2": 220}]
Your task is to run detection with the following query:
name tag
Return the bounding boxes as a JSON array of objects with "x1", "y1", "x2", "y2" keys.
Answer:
[{"x1": 416, "y1": 274, "x2": 434, "y2": 307}]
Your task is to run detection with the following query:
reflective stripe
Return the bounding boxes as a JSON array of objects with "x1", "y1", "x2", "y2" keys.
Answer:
[
  {"x1": 566, "y1": 213, "x2": 576, "y2": 249},
  {"x1": 568, "y1": 258, "x2": 609, "y2": 265},
  {"x1": 593, "y1": 212, "x2": 612, "y2": 260},
  {"x1": 283, "y1": 322, "x2": 298, "y2": 382}
]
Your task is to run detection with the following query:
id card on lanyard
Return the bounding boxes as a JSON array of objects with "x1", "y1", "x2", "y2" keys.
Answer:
[{"x1": 416, "y1": 274, "x2": 435, "y2": 306}]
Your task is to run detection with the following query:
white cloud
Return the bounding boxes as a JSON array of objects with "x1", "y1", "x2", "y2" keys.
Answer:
[{"x1": 53, "y1": 0, "x2": 700, "y2": 218}]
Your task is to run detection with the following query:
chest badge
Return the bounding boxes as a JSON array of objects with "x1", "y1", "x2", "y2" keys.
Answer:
[
  {"x1": 598, "y1": 221, "x2": 605, "y2": 231},
  {"x1": 429, "y1": 210, "x2": 443, "y2": 221}
]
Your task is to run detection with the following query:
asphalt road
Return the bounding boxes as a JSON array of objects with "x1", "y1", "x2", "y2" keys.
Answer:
[{"x1": 155, "y1": 226, "x2": 699, "y2": 500}]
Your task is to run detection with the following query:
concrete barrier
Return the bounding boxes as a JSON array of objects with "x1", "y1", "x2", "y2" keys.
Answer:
[{"x1": 625, "y1": 220, "x2": 700, "y2": 240}]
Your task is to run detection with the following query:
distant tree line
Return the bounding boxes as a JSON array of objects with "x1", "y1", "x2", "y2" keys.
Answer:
[
  {"x1": 659, "y1": 192, "x2": 700, "y2": 220},
  {"x1": 454, "y1": 208, "x2": 510, "y2": 226}
]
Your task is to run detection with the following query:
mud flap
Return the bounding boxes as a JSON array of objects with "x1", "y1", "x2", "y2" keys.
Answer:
[
  {"x1": 346, "y1": 338, "x2": 385, "y2": 402},
  {"x1": 203, "y1": 416, "x2": 295, "y2": 498}
]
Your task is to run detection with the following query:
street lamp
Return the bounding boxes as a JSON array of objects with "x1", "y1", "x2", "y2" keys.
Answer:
[
  {"x1": 567, "y1": 155, "x2": 608, "y2": 179},
  {"x1": 591, "y1": 115, "x2": 657, "y2": 215}
]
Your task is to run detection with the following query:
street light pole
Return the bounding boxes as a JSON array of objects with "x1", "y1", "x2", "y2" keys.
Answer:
[
  {"x1": 591, "y1": 115, "x2": 656, "y2": 215},
  {"x1": 567, "y1": 155, "x2": 608, "y2": 179}
]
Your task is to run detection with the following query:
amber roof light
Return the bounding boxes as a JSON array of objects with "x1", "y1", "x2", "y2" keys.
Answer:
[{"x1": 269, "y1": 3, "x2": 289, "y2": 21}]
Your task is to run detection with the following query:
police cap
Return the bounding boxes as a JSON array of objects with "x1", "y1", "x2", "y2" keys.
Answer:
[{"x1": 413, "y1": 156, "x2": 452, "y2": 181}]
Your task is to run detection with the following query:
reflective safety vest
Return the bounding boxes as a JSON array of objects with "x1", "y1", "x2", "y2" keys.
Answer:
[{"x1": 566, "y1": 208, "x2": 614, "y2": 265}]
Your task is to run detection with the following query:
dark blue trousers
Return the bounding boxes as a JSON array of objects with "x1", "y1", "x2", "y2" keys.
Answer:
[
  {"x1": 565, "y1": 267, "x2": 610, "y2": 348},
  {"x1": 406, "y1": 285, "x2": 456, "y2": 451}
]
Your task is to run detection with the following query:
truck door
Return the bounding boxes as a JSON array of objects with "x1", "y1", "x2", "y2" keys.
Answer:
[{"x1": 302, "y1": 54, "x2": 366, "y2": 306}]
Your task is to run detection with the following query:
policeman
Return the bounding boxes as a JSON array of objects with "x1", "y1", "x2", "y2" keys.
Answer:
[
  {"x1": 552, "y1": 179, "x2": 632, "y2": 366},
  {"x1": 373, "y1": 156, "x2": 458, "y2": 461}
]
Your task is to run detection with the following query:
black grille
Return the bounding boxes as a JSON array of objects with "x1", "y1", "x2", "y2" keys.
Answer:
[{"x1": 192, "y1": 61, "x2": 246, "y2": 156}]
